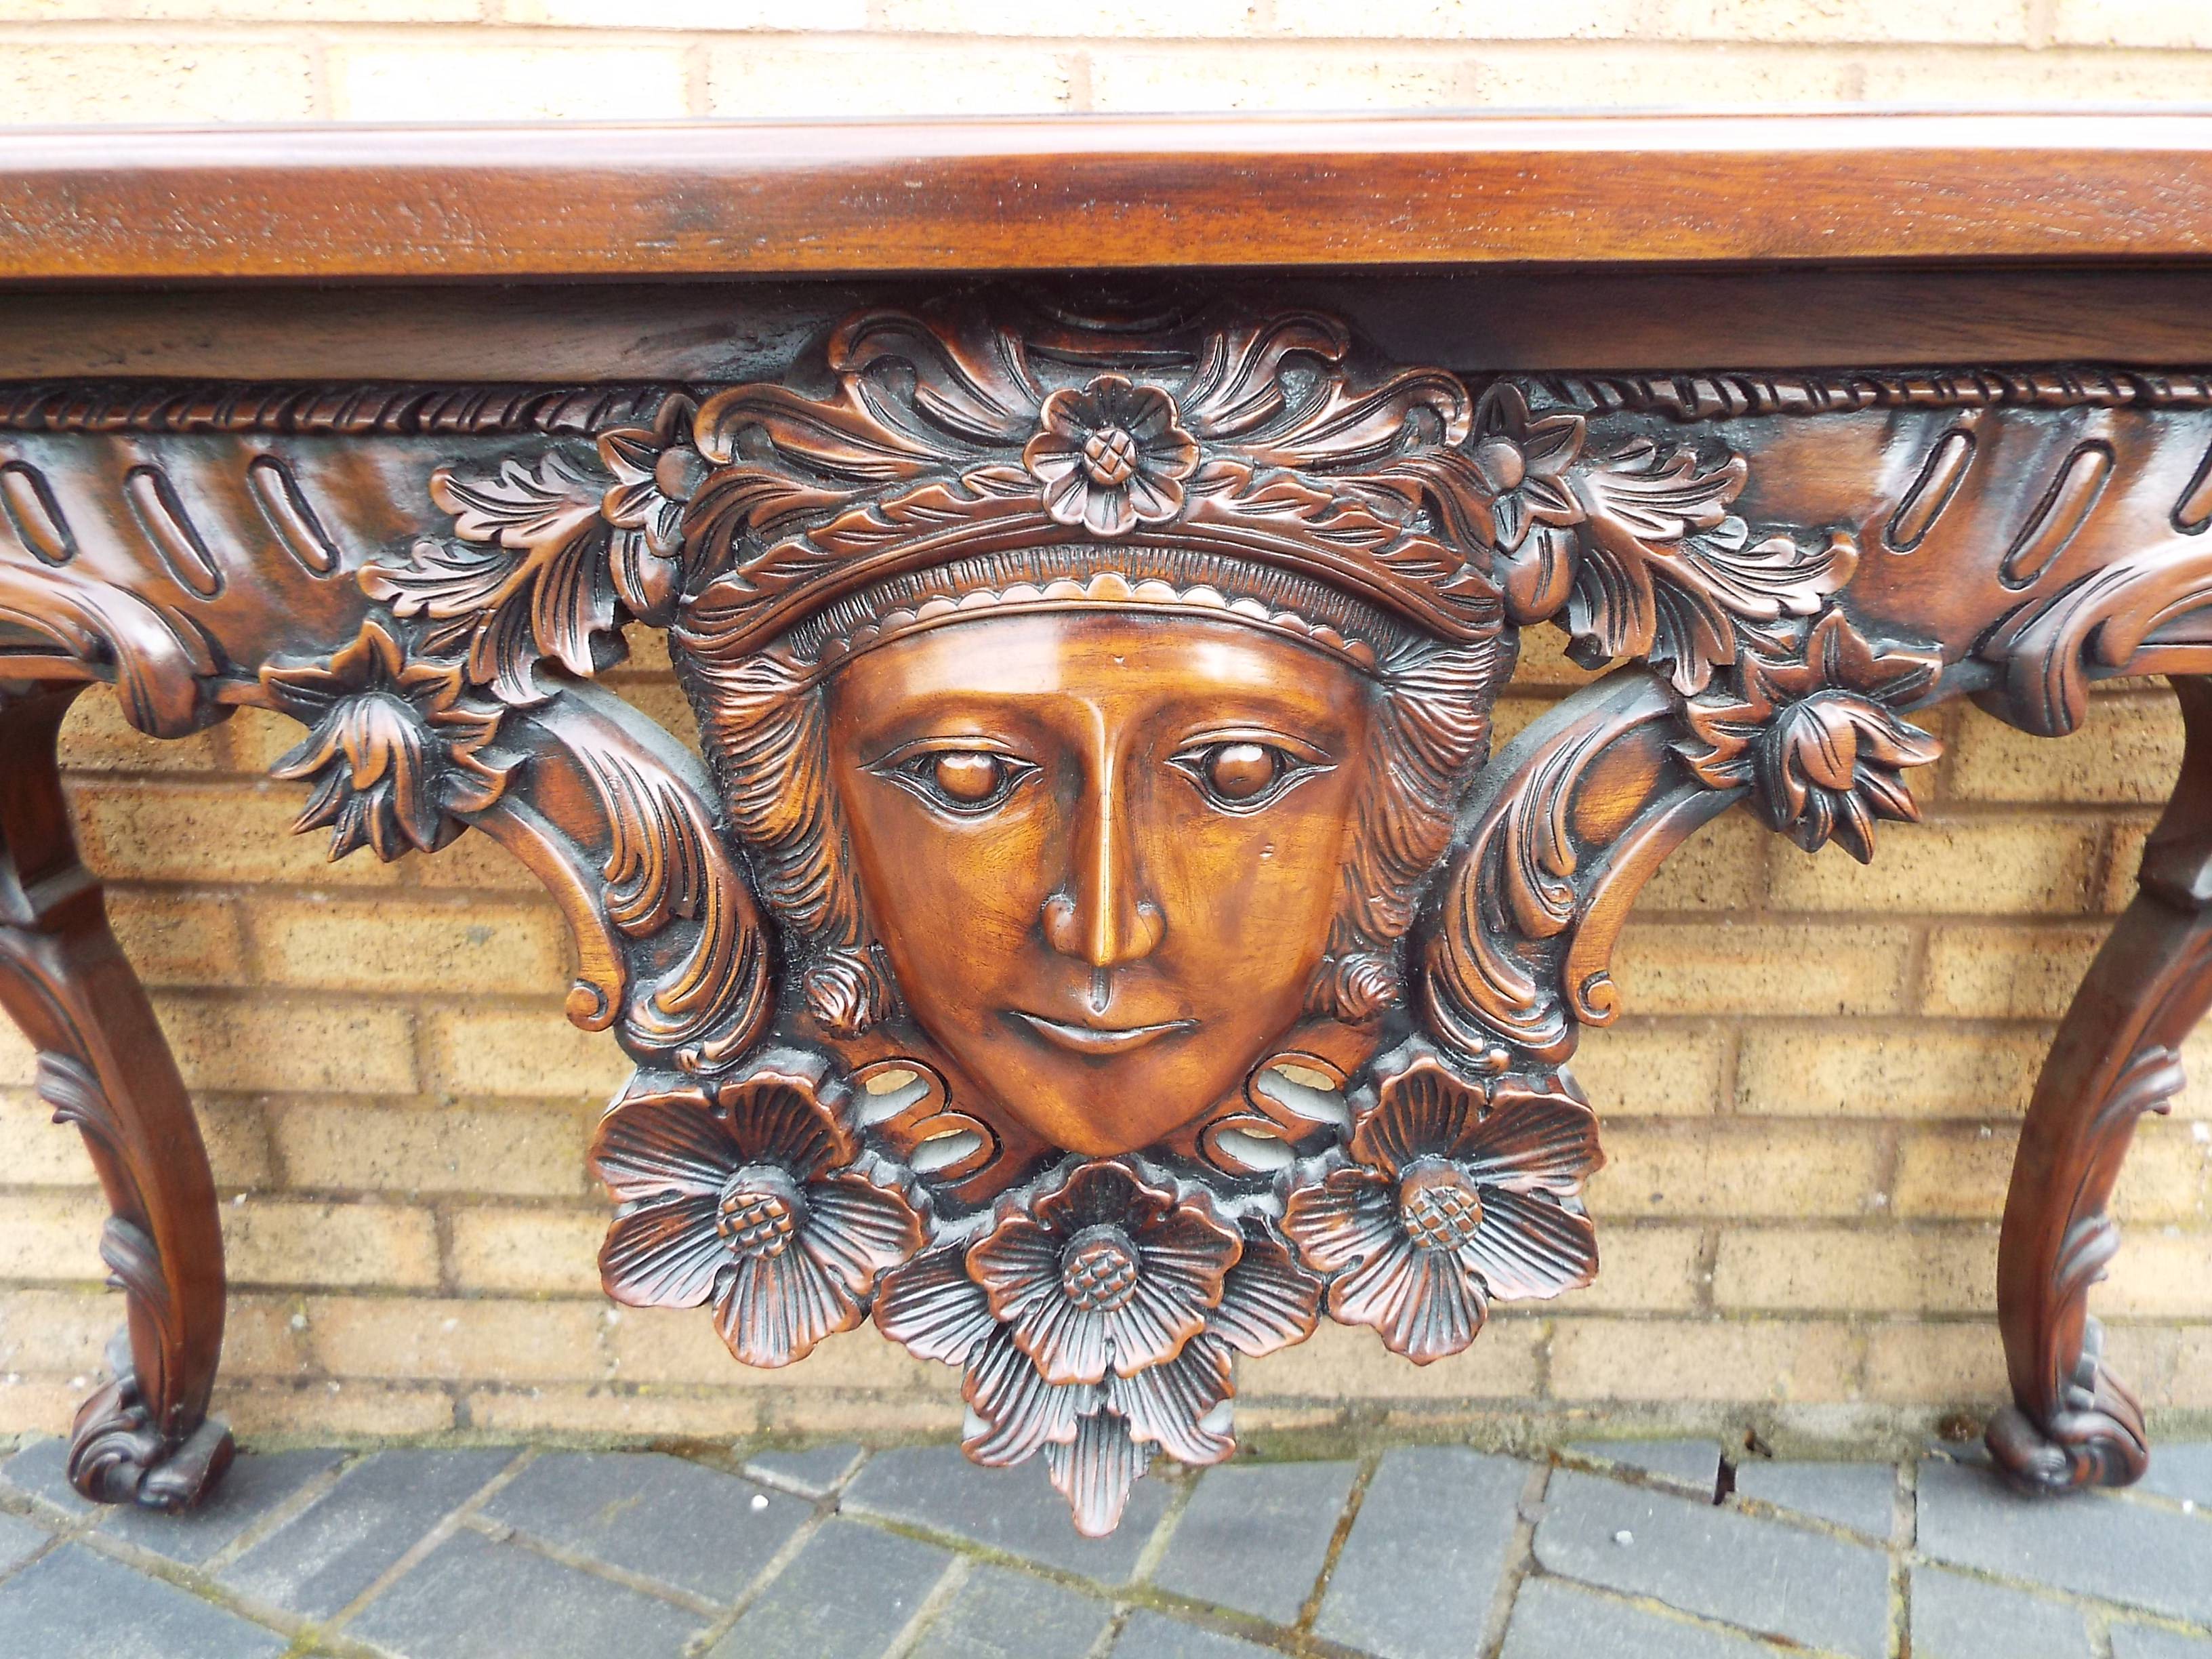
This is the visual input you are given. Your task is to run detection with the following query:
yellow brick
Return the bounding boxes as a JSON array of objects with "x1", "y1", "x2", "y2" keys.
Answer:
[
  {"x1": 2096, "y1": 1231, "x2": 2212, "y2": 1318},
  {"x1": 1948, "y1": 696, "x2": 2182, "y2": 804},
  {"x1": 221, "y1": 1199, "x2": 439, "y2": 1290},
  {"x1": 1712, "y1": 1227, "x2": 1996, "y2": 1315},
  {"x1": 104, "y1": 890, "x2": 247, "y2": 987},
  {"x1": 1566, "y1": 1019, "x2": 1726, "y2": 1116},
  {"x1": 1564, "y1": 1225, "x2": 1704, "y2": 1313},
  {"x1": 706, "y1": 45, "x2": 1075, "y2": 116},
  {"x1": 0, "y1": 43, "x2": 317, "y2": 123},
  {"x1": 306, "y1": 1295, "x2": 609, "y2": 1383},
  {"x1": 413, "y1": 826, "x2": 544, "y2": 893},
  {"x1": 881, "y1": 0, "x2": 1255, "y2": 31},
  {"x1": 153, "y1": 995, "x2": 417, "y2": 1094},
  {"x1": 333, "y1": 45, "x2": 689, "y2": 122},
  {"x1": 219, "y1": 707, "x2": 310, "y2": 775},
  {"x1": 514, "y1": 0, "x2": 853, "y2": 21},
  {"x1": 1509, "y1": 623, "x2": 1608, "y2": 691},
  {"x1": 609, "y1": 1308, "x2": 951, "y2": 1391},
  {"x1": 1893, "y1": 1125, "x2": 2017, "y2": 1222},
  {"x1": 449, "y1": 1207, "x2": 605, "y2": 1295},
  {"x1": 1862, "y1": 1321, "x2": 2007, "y2": 1402},
  {"x1": 2177, "y1": 1028, "x2": 2212, "y2": 1120},
  {"x1": 1922, "y1": 926, "x2": 2106, "y2": 1019},
  {"x1": 216, "y1": 1380, "x2": 456, "y2": 1437},
  {"x1": 0, "y1": 1092, "x2": 99, "y2": 1186},
  {"x1": 1659, "y1": 0, "x2": 2028, "y2": 42},
  {"x1": 57, "y1": 687, "x2": 225, "y2": 773},
  {"x1": 1240, "y1": 1314, "x2": 1542, "y2": 1399},
  {"x1": 1463, "y1": 41, "x2": 1863, "y2": 106},
  {"x1": 1549, "y1": 1316, "x2": 1860, "y2": 1404},
  {"x1": 70, "y1": 781, "x2": 401, "y2": 886},
  {"x1": 419, "y1": 1006, "x2": 632, "y2": 1100},
  {"x1": 1089, "y1": 47, "x2": 1463, "y2": 112},
  {"x1": 0, "y1": 1191, "x2": 108, "y2": 1281},
  {"x1": 271, "y1": 1103, "x2": 586, "y2": 1197},
  {"x1": 1589, "y1": 1120, "x2": 1887, "y2": 1220},
  {"x1": 1610, "y1": 922, "x2": 1913, "y2": 1017},
  {"x1": 222, "y1": 1293, "x2": 314, "y2": 1378},
  {"x1": 135, "y1": 0, "x2": 479, "y2": 15},
  {"x1": 2055, "y1": 0, "x2": 2212, "y2": 47},
  {"x1": 1766, "y1": 817, "x2": 2102, "y2": 915},
  {"x1": 2114, "y1": 1120, "x2": 2212, "y2": 1225},
  {"x1": 1735, "y1": 1024, "x2": 2049, "y2": 1118},
  {"x1": 0, "y1": 1385, "x2": 85, "y2": 1436},
  {"x1": 0, "y1": 1287, "x2": 122, "y2": 1376},
  {"x1": 0, "y1": 1024, "x2": 32, "y2": 1088},
  {"x1": 247, "y1": 896, "x2": 569, "y2": 996},
  {"x1": 1271, "y1": 0, "x2": 1639, "y2": 37},
  {"x1": 1856, "y1": 45, "x2": 2212, "y2": 104},
  {"x1": 1633, "y1": 807, "x2": 1764, "y2": 912},
  {"x1": 2102, "y1": 815, "x2": 2158, "y2": 913}
]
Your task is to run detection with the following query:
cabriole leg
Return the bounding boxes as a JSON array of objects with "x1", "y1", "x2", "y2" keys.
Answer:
[
  {"x1": 1989, "y1": 675, "x2": 2212, "y2": 1493},
  {"x1": 0, "y1": 683, "x2": 231, "y2": 1509}
]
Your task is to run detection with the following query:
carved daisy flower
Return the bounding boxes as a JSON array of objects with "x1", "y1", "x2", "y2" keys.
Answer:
[
  {"x1": 260, "y1": 617, "x2": 516, "y2": 861},
  {"x1": 1282, "y1": 1052, "x2": 1600, "y2": 1364},
  {"x1": 1021, "y1": 375, "x2": 1200, "y2": 538},
  {"x1": 597, "y1": 393, "x2": 705, "y2": 626},
  {"x1": 1465, "y1": 382, "x2": 1586, "y2": 554},
  {"x1": 590, "y1": 1052, "x2": 923, "y2": 1368},
  {"x1": 874, "y1": 1159, "x2": 1319, "y2": 1536}
]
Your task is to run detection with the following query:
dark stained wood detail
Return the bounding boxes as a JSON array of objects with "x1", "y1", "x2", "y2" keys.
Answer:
[
  {"x1": 0, "y1": 684, "x2": 231, "y2": 1508},
  {"x1": 1990, "y1": 674, "x2": 2212, "y2": 1492}
]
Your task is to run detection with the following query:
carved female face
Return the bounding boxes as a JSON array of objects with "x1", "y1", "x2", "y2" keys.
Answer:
[{"x1": 825, "y1": 609, "x2": 1374, "y2": 1156}]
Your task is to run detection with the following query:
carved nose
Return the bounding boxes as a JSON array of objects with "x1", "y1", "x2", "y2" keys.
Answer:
[{"x1": 1043, "y1": 777, "x2": 1164, "y2": 968}]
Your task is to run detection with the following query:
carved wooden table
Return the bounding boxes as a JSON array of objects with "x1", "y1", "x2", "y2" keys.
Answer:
[{"x1": 5, "y1": 112, "x2": 2212, "y2": 1534}]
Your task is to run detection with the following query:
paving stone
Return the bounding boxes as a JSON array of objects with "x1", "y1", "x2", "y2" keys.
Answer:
[
  {"x1": 1569, "y1": 1439, "x2": 1725, "y2": 1492},
  {"x1": 348, "y1": 1525, "x2": 705, "y2": 1659},
  {"x1": 1727, "y1": 1461, "x2": 1895, "y2": 1540},
  {"x1": 2137, "y1": 1444, "x2": 2212, "y2": 1510},
  {"x1": 221, "y1": 1446, "x2": 516, "y2": 1620},
  {"x1": 2114, "y1": 1626, "x2": 2212, "y2": 1659},
  {"x1": 706, "y1": 1517, "x2": 950, "y2": 1659},
  {"x1": 0, "y1": 1437, "x2": 93, "y2": 1516},
  {"x1": 1533, "y1": 1468, "x2": 1890, "y2": 1659},
  {"x1": 1112, "y1": 1608, "x2": 1279, "y2": 1657},
  {"x1": 743, "y1": 1443, "x2": 862, "y2": 1498},
  {"x1": 1315, "y1": 1446, "x2": 1527, "y2": 1659},
  {"x1": 1151, "y1": 1458, "x2": 1357, "y2": 1624},
  {"x1": 102, "y1": 1449, "x2": 344, "y2": 1566},
  {"x1": 1499, "y1": 1577, "x2": 1782, "y2": 1659},
  {"x1": 1910, "y1": 1564, "x2": 2091, "y2": 1659},
  {"x1": 843, "y1": 1444, "x2": 1170, "y2": 1584},
  {"x1": 483, "y1": 1451, "x2": 804, "y2": 1603},
  {"x1": 0, "y1": 1541, "x2": 289, "y2": 1659},
  {"x1": 909, "y1": 1562, "x2": 1113, "y2": 1659},
  {"x1": 1917, "y1": 1458, "x2": 2212, "y2": 1624},
  {"x1": 0, "y1": 1511, "x2": 46, "y2": 1574}
]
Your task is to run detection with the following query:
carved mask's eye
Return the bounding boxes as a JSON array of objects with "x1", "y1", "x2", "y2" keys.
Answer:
[
  {"x1": 876, "y1": 746, "x2": 1035, "y2": 815},
  {"x1": 1168, "y1": 737, "x2": 1326, "y2": 814}
]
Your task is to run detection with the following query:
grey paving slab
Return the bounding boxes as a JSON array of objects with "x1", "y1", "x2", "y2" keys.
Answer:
[
  {"x1": 2137, "y1": 1443, "x2": 2212, "y2": 1510},
  {"x1": 1151, "y1": 1458, "x2": 1357, "y2": 1624},
  {"x1": 1533, "y1": 1467, "x2": 1890, "y2": 1659},
  {"x1": 707, "y1": 1517, "x2": 950, "y2": 1659},
  {"x1": 1112, "y1": 1608, "x2": 1279, "y2": 1658},
  {"x1": 348, "y1": 1525, "x2": 706, "y2": 1659},
  {"x1": 1569, "y1": 1439, "x2": 1725, "y2": 1492},
  {"x1": 909, "y1": 1562, "x2": 1113, "y2": 1659},
  {"x1": 483, "y1": 1450, "x2": 805, "y2": 1603},
  {"x1": 0, "y1": 1437, "x2": 91, "y2": 1516},
  {"x1": 0, "y1": 1541, "x2": 288, "y2": 1659},
  {"x1": 744, "y1": 1443, "x2": 863, "y2": 1498},
  {"x1": 1315, "y1": 1446, "x2": 1527, "y2": 1659},
  {"x1": 220, "y1": 1446, "x2": 516, "y2": 1620},
  {"x1": 1917, "y1": 1458, "x2": 2212, "y2": 1624},
  {"x1": 2114, "y1": 1626, "x2": 2212, "y2": 1659},
  {"x1": 1910, "y1": 1564, "x2": 2091, "y2": 1659},
  {"x1": 0, "y1": 1511, "x2": 46, "y2": 1574},
  {"x1": 1499, "y1": 1577, "x2": 1784, "y2": 1659},
  {"x1": 843, "y1": 1443, "x2": 1170, "y2": 1584},
  {"x1": 1728, "y1": 1460, "x2": 1896, "y2": 1540},
  {"x1": 101, "y1": 1448, "x2": 344, "y2": 1566}
]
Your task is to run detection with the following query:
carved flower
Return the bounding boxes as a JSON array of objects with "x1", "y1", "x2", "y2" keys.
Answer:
[
  {"x1": 1465, "y1": 382, "x2": 1585, "y2": 554},
  {"x1": 1282, "y1": 1053, "x2": 1600, "y2": 1364},
  {"x1": 875, "y1": 1159, "x2": 1319, "y2": 1536},
  {"x1": 1022, "y1": 375, "x2": 1200, "y2": 538},
  {"x1": 598, "y1": 394, "x2": 705, "y2": 626},
  {"x1": 260, "y1": 617, "x2": 516, "y2": 861},
  {"x1": 1676, "y1": 609, "x2": 1942, "y2": 863},
  {"x1": 590, "y1": 1053, "x2": 924, "y2": 1368}
]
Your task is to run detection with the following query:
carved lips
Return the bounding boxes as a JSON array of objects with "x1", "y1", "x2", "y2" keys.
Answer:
[{"x1": 1009, "y1": 1011, "x2": 1198, "y2": 1057}]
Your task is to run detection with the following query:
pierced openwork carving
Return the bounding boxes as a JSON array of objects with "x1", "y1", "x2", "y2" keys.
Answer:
[{"x1": 7, "y1": 290, "x2": 2212, "y2": 1522}]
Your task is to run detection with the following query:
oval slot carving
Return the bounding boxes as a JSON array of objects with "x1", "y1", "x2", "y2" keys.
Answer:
[
  {"x1": 1885, "y1": 429, "x2": 1974, "y2": 553},
  {"x1": 0, "y1": 462, "x2": 74, "y2": 565},
  {"x1": 2175, "y1": 438, "x2": 2212, "y2": 535},
  {"x1": 2001, "y1": 442, "x2": 2112, "y2": 590},
  {"x1": 247, "y1": 455, "x2": 340, "y2": 575},
  {"x1": 124, "y1": 464, "x2": 222, "y2": 597}
]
